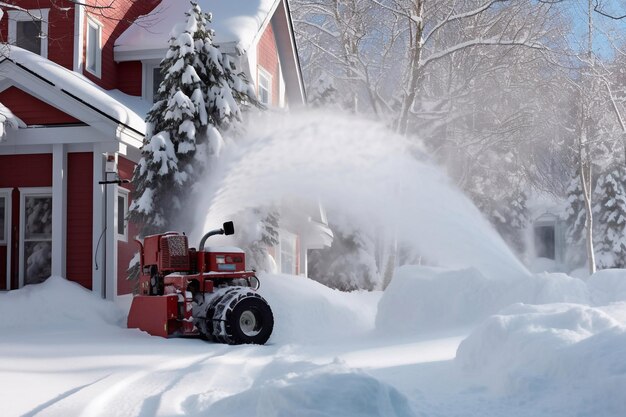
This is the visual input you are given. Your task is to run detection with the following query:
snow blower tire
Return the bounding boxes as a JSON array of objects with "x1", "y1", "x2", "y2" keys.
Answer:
[{"x1": 212, "y1": 288, "x2": 273, "y2": 345}]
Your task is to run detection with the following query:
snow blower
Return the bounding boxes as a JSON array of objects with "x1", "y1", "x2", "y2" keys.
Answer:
[{"x1": 127, "y1": 221, "x2": 273, "y2": 345}]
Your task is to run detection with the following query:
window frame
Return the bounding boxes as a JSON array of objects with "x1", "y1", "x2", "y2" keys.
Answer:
[
  {"x1": 18, "y1": 187, "x2": 53, "y2": 287},
  {"x1": 117, "y1": 187, "x2": 129, "y2": 242},
  {"x1": 7, "y1": 8, "x2": 49, "y2": 58},
  {"x1": 278, "y1": 230, "x2": 297, "y2": 275},
  {"x1": 257, "y1": 66, "x2": 272, "y2": 106},
  {"x1": 85, "y1": 16, "x2": 103, "y2": 78},
  {"x1": 0, "y1": 189, "x2": 11, "y2": 246},
  {"x1": 142, "y1": 61, "x2": 163, "y2": 102}
]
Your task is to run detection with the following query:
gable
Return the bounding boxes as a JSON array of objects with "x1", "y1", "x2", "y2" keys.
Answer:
[{"x1": 0, "y1": 86, "x2": 81, "y2": 126}]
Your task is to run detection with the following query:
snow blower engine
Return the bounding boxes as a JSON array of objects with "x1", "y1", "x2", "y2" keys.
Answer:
[{"x1": 127, "y1": 221, "x2": 274, "y2": 345}]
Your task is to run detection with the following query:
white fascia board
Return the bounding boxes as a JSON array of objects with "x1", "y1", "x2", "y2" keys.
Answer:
[
  {"x1": 0, "y1": 126, "x2": 110, "y2": 146},
  {"x1": 117, "y1": 125, "x2": 144, "y2": 150},
  {"x1": 114, "y1": 48, "x2": 167, "y2": 62}
]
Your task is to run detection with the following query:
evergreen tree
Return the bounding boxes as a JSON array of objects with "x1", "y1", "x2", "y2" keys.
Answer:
[
  {"x1": 593, "y1": 164, "x2": 626, "y2": 269},
  {"x1": 564, "y1": 172, "x2": 586, "y2": 246},
  {"x1": 129, "y1": 2, "x2": 255, "y2": 237}
]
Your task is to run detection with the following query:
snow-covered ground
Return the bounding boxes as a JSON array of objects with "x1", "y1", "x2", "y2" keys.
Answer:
[{"x1": 2, "y1": 268, "x2": 626, "y2": 417}]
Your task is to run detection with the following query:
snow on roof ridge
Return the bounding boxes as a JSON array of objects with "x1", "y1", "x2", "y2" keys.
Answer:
[
  {"x1": 1, "y1": 46, "x2": 146, "y2": 135},
  {"x1": 115, "y1": 0, "x2": 280, "y2": 56}
]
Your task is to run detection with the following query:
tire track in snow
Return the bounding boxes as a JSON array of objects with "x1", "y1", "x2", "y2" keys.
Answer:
[{"x1": 78, "y1": 349, "x2": 229, "y2": 417}]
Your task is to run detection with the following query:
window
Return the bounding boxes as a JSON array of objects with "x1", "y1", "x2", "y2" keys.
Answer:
[
  {"x1": 535, "y1": 225, "x2": 556, "y2": 260},
  {"x1": 8, "y1": 9, "x2": 49, "y2": 58},
  {"x1": 117, "y1": 189, "x2": 129, "y2": 242},
  {"x1": 258, "y1": 67, "x2": 272, "y2": 106},
  {"x1": 20, "y1": 190, "x2": 53, "y2": 286},
  {"x1": 152, "y1": 67, "x2": 164, "y2": 102},
  {"x1": 86, "y1": 17, "x2": 102, "y2": 77},
  {"x1": 279, "y1": 231, "x2": 297, "y2": 275},
  {"x1": 0, "y1": 191, "x2": 9, "y2": 245}
]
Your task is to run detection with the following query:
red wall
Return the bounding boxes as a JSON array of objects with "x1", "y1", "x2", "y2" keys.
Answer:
[
  {"x1": 0, "y1": 86, "x2": 81, "y2": 125},
  {"x1": 257, "y1": 22, "x2": 281, "y2": 106},
  {"x1": 66, "y1": 152, "x2": 93, "y2": 290},
  {"x1": 0, "y1": 0, "x2": 76, "y2": 70},
  {"x1": 117, "y1": 155, "x2": 138, "y2": 295},
  {"x1": 82, "y1": 1, "x2": 159, "y2": 91},
  {"x1": 117, "y1": 61, "x2": 143, "y2": 96},
  {"x1": 0, "y1": 154, "x2": 52, "y2": 290}
]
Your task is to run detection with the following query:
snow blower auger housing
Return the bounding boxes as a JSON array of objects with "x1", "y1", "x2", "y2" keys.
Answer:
[{"x1": 127, "y1": 221, "x2": 274, "y2": 345}]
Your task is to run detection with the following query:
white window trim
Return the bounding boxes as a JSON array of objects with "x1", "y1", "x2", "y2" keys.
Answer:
[
  {"x1": 0, "y1": 189, "x2": 10, "y2": 245},
  {"x1": 7, "y1": 8, "x2": 49, "y2": 58},
  {"x1": 0, "y1": 189, "x2": 11, "y2": 290},
  {"x1": 117, "y1": 187, "x2": 129, "y2": 243},
  {"x1": 18, "y1": 187, "x2": 52, "y2": 288},
  {"x1": 142, "y1": 60, "x2": 162, "y2": 102},
  {"x1": 258, "y1": 66, "x2": 272, "y2": 106},
  {"x1": 85, "y1": 16, "x2": 103, "y2": 78},
  {"x1": 278, "y1": 229, "x2": 297, "y2": 275}
]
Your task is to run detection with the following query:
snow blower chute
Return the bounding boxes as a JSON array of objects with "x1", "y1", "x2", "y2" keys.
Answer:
[{"x1": 127, "y1": 222, "x2": 274, "y2": 345}]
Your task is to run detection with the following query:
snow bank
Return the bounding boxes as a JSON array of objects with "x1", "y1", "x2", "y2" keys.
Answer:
[
  {"x1": 376, "y1": 266, "x2": 589, "y2": 334},
  {"x1": 207, "y1": 368, "x2": 415, "y2": 417},
  {"x1": 588, "y1": 268, "x2": 626, "y2": 305},
  {"x1": 455, "y1": 302, "x2": 626, "y2": 415},
  {"x1": 0, "y1": 277, "x2": 124, "y2": 330},
  {"x1": 257, "y1": 273, "x2": 380, "y2": 344}
]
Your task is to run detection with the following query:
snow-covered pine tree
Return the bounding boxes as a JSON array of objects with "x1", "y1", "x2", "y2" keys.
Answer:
[
  {"x1": 564, "y1": 172, "x2": 586, "y2": 247},
  {"x1": 129, "y1": 2, "x2": 256, "y2": 237},
  {"x1": 308, "y1": 73, "x2": 338, "y2": 108},
  {"x1": 593, "y1": 164, "x2": 626, "y2": 269}
]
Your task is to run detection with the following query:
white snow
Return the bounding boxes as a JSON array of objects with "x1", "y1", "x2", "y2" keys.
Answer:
[
  {"x1": 1, "y1": 47, "x2": 145, "y2": 134},
  {"x1": 0, "y1": 101, "x2": 24, "y2": 139},
  {"x1": 3, "y1": 267, "x2": 626, "y2": 416},
  {"x1": 115, "y1": 0, "x2": 279, "y2": 55}
]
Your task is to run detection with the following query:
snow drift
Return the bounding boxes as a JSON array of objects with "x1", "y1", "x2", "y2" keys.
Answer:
[
  {"x1": 257, "y1": 273, "x2": 380, "y2": 344},
  {"x1": 376, "y1": 265, "x2": 590, "y2": 333},
  {"x1": 207, "y1": 368, "x2": 416, "y2": 417},
  {"x1": 0, "y1": 276, "x2": 124, "y2": 330},
  {"x1": 456, "y1": 302, "x2": 626, "y2": 415}
]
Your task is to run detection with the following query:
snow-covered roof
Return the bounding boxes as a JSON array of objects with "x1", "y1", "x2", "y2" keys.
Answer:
[
  {"x1": 115, "y1": 0, "x2": 279, "y2": 57},
  {"x1": 0, "y1": 47, "x2": 146, "y2": 134}
]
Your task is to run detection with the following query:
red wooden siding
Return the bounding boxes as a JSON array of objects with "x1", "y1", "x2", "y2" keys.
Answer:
[
  {"x1": 0, "y1": 154, "x2": 52, "y2": 290},
  {"x1": 117, "y1": 61, "x2": 143, "y2": 96},
  {"x1": 66, "y1": 152, "x2": 93, "y2": 290},
  {"x1": 82, "y1": 1, "x2": 159, "y2": 90},
  {"x1": 257, "y1": 22, "x2": 280, "y2": 106},
  {"x1": 0, "y1": 0, "x2": 75, "y2": 70},
  {"x1": 117, "y1": 155, "x2": 137, "y2": 295},
  {"x1": 0, "y1": 86, "x2": 81, "y2": 125}
]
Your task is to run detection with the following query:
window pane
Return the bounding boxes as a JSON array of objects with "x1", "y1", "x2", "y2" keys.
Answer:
[
  {"x1": 153, "y1": 67, "x2": 164, "y2": 102},
  {"x1": 280, "y1": 234, "x2": 296, "y2": 274},
  {"x1": 16, "y1": 20, "x2": 41, "y2": 55},
  {"x1": 24, "y1": 196, "x2": 52, "y2": 240},
  {"x1": 117, "y1": 195, "x2": 126, "y2": 236},
  {"x1": 24, "y1": 241, "x2": 51, "y2": 285},
  {"x1": 0, "y1": 197, "x2": 5, "y2": 242},
  {"x1": 87, "y1": 24, "x2": 98, "y2": 71}
]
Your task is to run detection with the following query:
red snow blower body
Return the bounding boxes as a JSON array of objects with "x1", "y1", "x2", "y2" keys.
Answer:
[{"x1": 127, "y1": 222, "x2": 274, "y2": 345}]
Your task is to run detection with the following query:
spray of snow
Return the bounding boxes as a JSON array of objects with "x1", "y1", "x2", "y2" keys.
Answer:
[{"x1": 193, "y1": 109, "x2": 527, "y2": 281}]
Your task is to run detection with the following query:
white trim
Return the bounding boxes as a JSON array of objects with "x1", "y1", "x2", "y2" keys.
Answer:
[
  {"x1": 116, "y1": 188, "x2": 129, "y2": 242},
  {"x1": 85, "y1": 16, "x2": 103, "y2": 78},
  {"x1": 8, "y1": 8, "x2": 49, "y2": 58},
  {"x1": 258, "y1": 66, "x2": 272, "y2": 106},
  {"x1": 18, "y1": 187, "x2": 53, "y2": 287},
  {"x1": 142, "y1": 60, "x2": 162, "y2": 102},
  {"x1": 73, "y1": 4, "x2": 85, "y2": 72},
  {"x1": 0, "y1": 188, "x2": 12, "y2": 290},
  {"x1": 51, "y1": 144, "x2": 67, "y2": 277},
  {"x1": 92, "y1": 150, "x2": 104, "y2": 297}
]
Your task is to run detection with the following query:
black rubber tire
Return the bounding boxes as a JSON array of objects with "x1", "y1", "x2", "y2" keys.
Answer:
[{"x1": 222, "y1": 295, "x2": 274, "y2": 345}]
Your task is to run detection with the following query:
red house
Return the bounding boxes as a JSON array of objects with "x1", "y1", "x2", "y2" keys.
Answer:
[{"x1": 0, "y1": 0, "x2": 326, "y2": 299}]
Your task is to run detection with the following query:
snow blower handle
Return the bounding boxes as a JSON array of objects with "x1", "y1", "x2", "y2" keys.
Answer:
[{"x1": 198, "y1": 221, "x2": 235, "y2": 251}]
